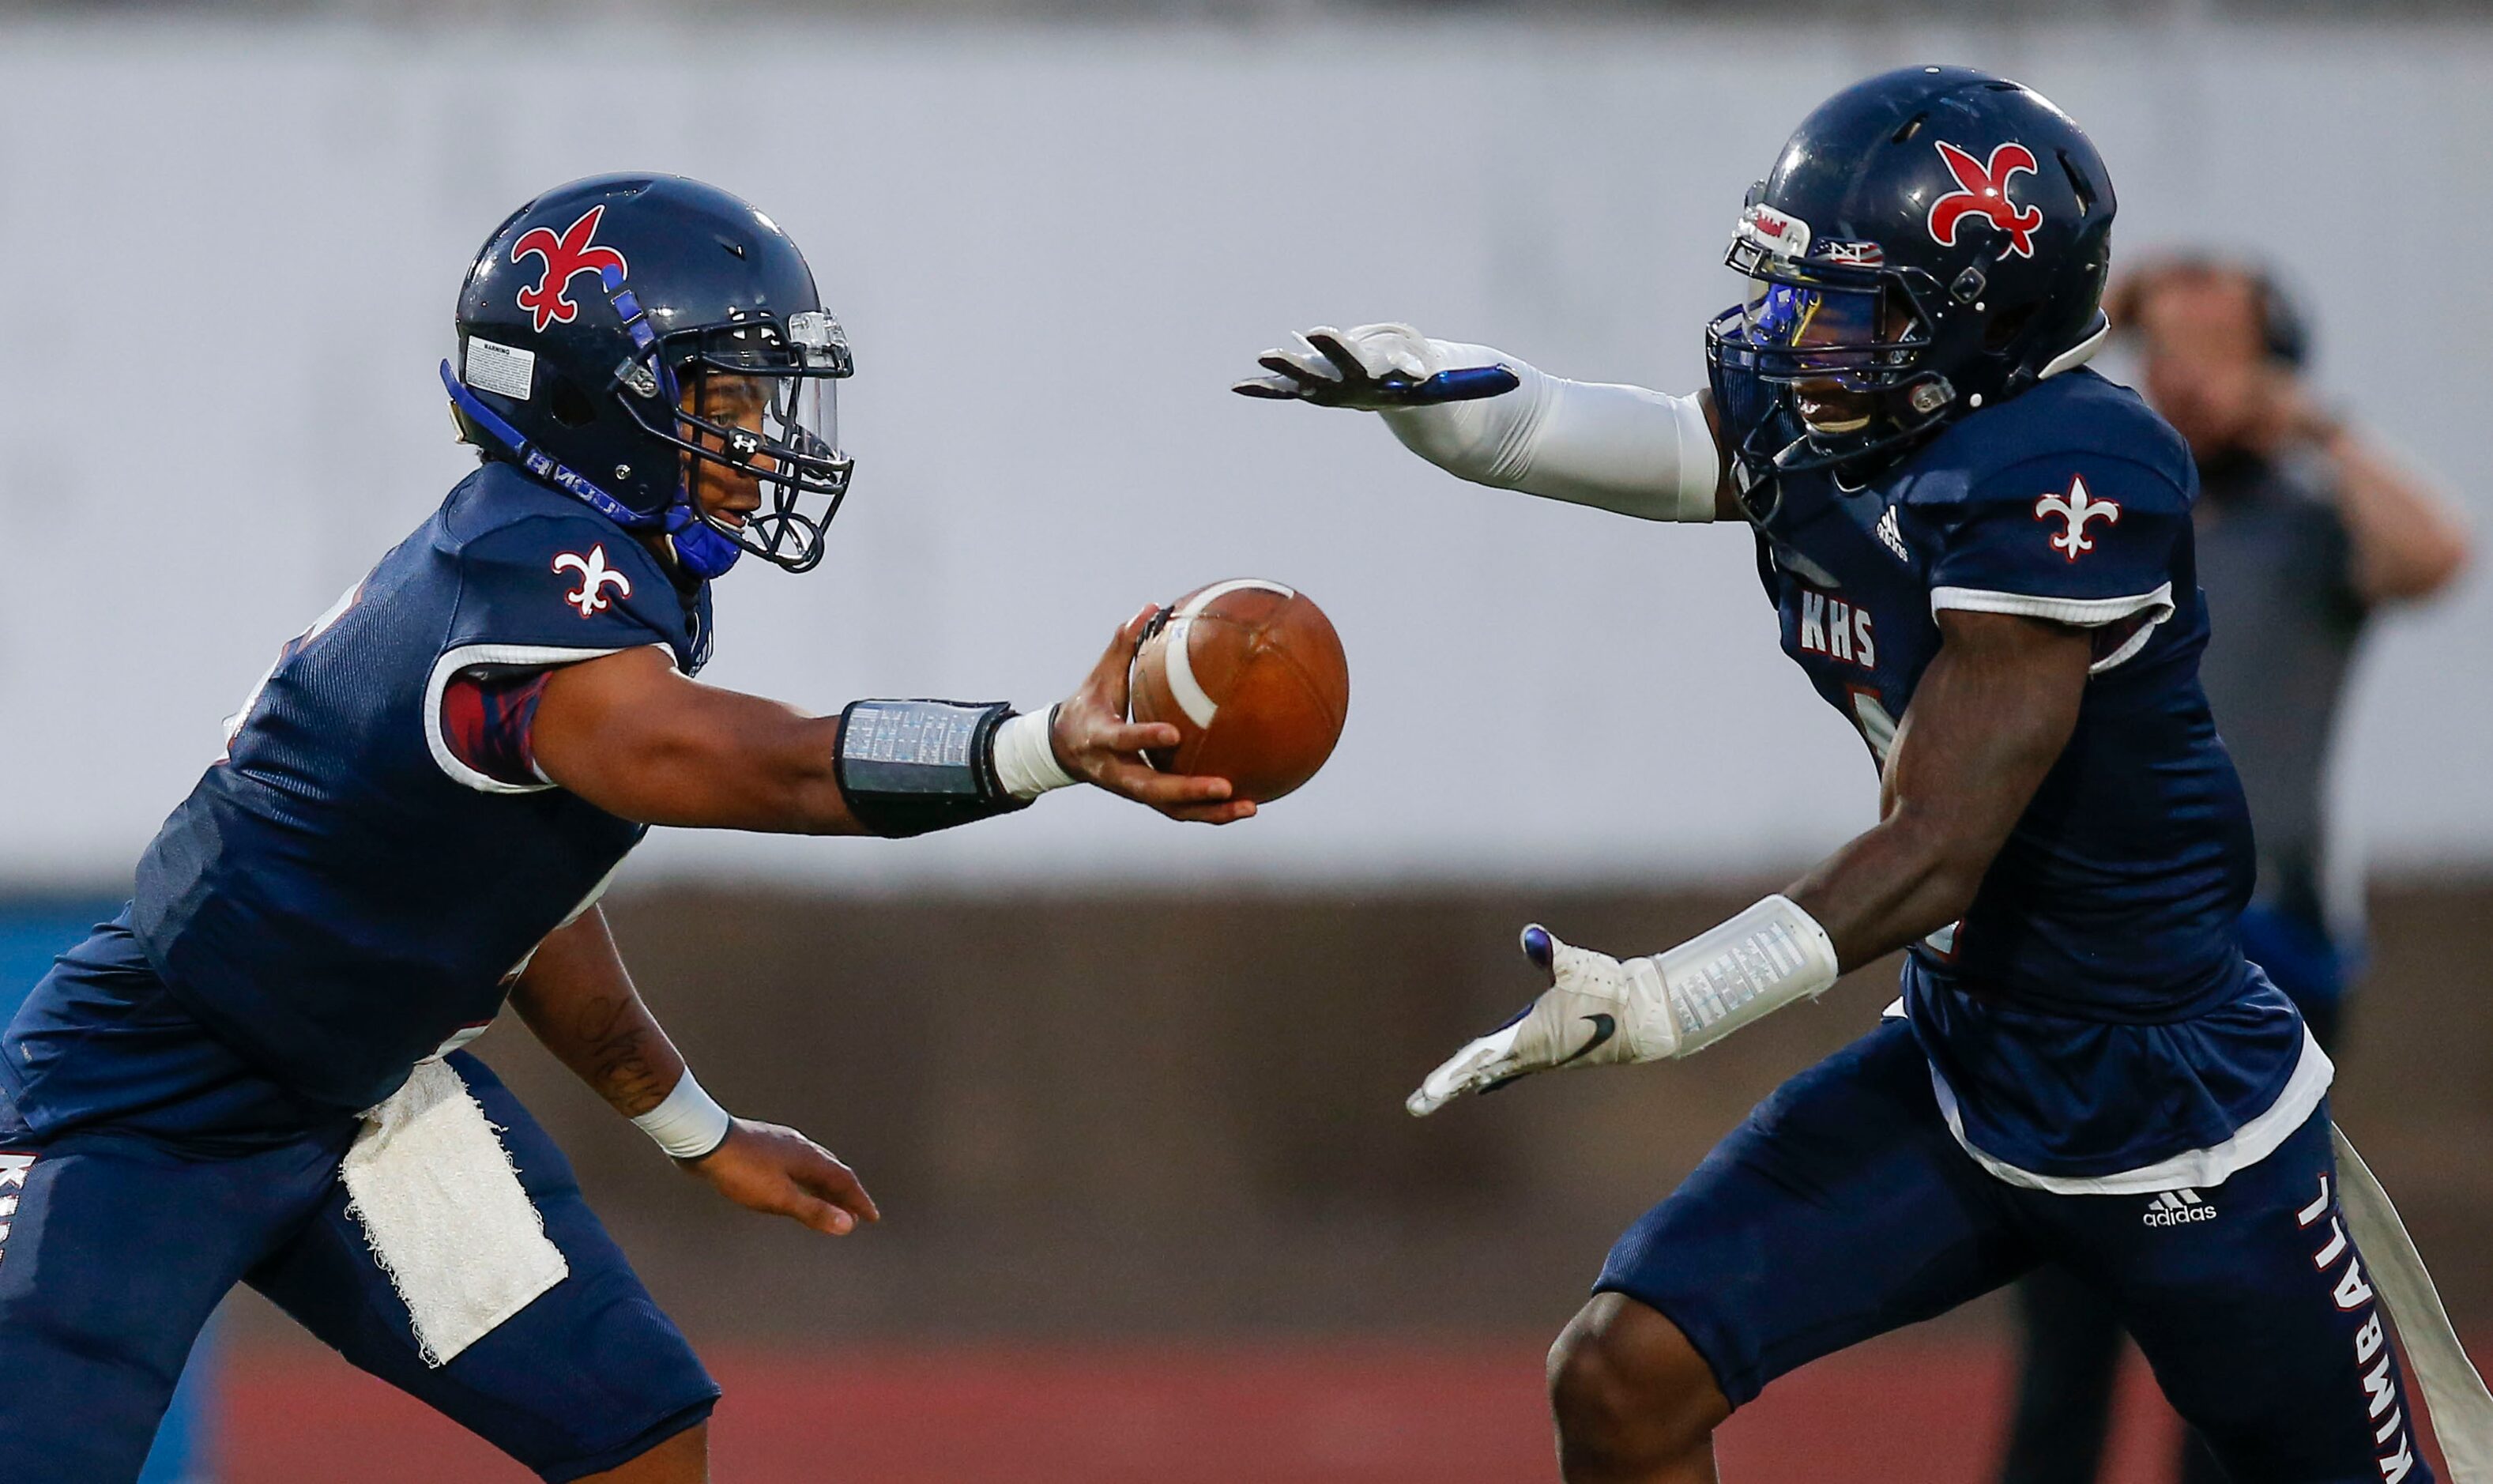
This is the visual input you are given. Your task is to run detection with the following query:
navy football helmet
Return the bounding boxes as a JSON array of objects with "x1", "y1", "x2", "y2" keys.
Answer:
[
  {"x1": 443, "y1": 175, "x2": 853, "y2": 577},
  {"x1": 1707, "y1": 66, "x2": 2117, "y2": 481}
]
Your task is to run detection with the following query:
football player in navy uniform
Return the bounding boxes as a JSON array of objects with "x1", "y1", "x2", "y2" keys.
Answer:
[
  {"x1": 0, "y1": 175, "x2": 1245, "y2": 1483},
  {"x1": 1243, "y1": 68, "x2": 2486, "y2": 1483}
]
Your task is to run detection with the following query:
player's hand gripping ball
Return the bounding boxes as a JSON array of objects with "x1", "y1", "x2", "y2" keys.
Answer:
[{"x1": 1128, "y1": 579, "x2": 1349, "y2": 803}]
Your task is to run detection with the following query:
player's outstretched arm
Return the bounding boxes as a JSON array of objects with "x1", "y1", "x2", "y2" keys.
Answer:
[
  {"x1": 1409, "y1": 609, "x2": 2092, "y2": 1115},
  {"x1": 1236, "y1": 323, "x2": 1734, "y2": 521},
  {"x1": 510, "y1": 905, "x2": 880, "y2": 1237},
  {"x1": 529, "y1": 605, "x2": 1251, "y2": 835}
]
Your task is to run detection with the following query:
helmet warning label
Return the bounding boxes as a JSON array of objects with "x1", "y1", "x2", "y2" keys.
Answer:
[{"x1": 464, "y1": 337, "x2": 537, "y2": 401}]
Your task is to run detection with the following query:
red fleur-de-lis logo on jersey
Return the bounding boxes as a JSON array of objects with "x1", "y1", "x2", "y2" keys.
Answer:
[
  {"x1": 511, "y1": 205, "x2": 629, "y2": 333},
  {"x1": 554, "y1": 545, "x2": 633, "y2": 616},
  {"x1": 1927, "y1": 141, "x2": 2043, "y2": 258},
  {"x1": 2034, "y1": 475, "x2": 2119, "y2": 561}
]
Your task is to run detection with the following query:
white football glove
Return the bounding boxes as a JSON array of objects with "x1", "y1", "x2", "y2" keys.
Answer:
[
  {"x1": 1233, "y1": 323, "x2": 1520, "y2": 409},
  {"x1": 1408, "y1": 897, "x2": 1843, "y2": 1117},
  {"x1": 1406, "y1": 925, "x2": 1680, "y2": 1117}
]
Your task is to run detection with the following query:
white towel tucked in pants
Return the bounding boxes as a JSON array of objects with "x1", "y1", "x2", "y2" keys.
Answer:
[{"x1": 341, "y1": 1057, "x2": 571, "y2": 1367}]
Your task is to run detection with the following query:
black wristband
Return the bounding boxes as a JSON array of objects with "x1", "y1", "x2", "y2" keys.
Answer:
[{"x1": 834, "y1": 699, "x2": 1030, "y2": 838}]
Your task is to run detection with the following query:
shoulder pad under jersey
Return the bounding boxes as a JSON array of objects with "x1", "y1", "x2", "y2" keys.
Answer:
[
  {"x1": 1896, "y1": 369, "x2": 2194, "y2": 519},
  {"x1": 437, "y1": 463, "x2": 695, "y2": 665}
]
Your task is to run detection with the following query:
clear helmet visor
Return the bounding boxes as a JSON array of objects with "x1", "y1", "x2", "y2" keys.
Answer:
[{"x1": 673, "y1": 324, "x2": 854, "y2": 573}]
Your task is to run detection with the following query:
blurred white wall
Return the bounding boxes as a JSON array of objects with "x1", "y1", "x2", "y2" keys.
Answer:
[{"x1": 0, "y1": 14, "x2": 2484, "y2": 888}]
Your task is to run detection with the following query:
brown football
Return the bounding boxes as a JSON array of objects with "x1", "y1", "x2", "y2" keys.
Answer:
[{"x1": 1128, "y1": 579, "x2": 1350, "y2": 804}]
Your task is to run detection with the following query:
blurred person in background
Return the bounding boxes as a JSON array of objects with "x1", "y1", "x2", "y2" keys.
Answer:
[{"x1": 1995, "y1": 255, "x2": 2471, "y2": 1484}]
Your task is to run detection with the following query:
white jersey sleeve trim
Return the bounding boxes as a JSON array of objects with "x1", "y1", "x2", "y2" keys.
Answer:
[
  {"x1": 1930, "y1": 582, "x2": 2173, "y2": 627},
  {"x1": 1927, "y1": 1023, "x2": 2335, "y2": 1196},
  {"x1": 422, "y1": 642, "x2": 675, "y2": 796},
  {"x1": 1930, "y1": 582, "x2": 2175, "y2": 674}
]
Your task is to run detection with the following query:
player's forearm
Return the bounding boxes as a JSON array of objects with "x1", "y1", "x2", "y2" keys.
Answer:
[
  {"x1": 509, "y1": 907, "x2": 691, "y2": 1120},
  {"x1": 1380, "y1": 356, "x2": 1721, "y2": 521},
  {"x1": 615, "y1": 706, "x2": 860, "y2": 835},
  {"x1": 1486, "y1": 373, "x2": 1721, "y2": 520},
  {"x1": 1788, "y1": 611, "x2": 2092, "y2": 971},
  {"x1": 1785, "y1": 810, "x2": 1995, "y2": 972}
]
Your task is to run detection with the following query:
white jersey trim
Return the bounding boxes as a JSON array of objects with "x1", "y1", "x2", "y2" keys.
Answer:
[
  {"x1": 422, "y1": 642, "x2": 674, "y2": 796},
  {"x1": 1929, "y1": 582, "x2": 2175, "y2": 674},
  {"x1": 1927, "y1": 1023, "x2": 2336, "y2": 1196}
]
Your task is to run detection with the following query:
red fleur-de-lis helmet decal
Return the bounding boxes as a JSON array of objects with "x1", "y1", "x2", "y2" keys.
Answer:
[
  {"x1": 511, "y1": 205, "x2": 630, "y2": 333},
  {"x1": 1926, "y1": 141, "x2": 2043, "y2": 258}
]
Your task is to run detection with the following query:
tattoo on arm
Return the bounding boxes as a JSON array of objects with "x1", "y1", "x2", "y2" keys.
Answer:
[
  {"x1": 571, "y1": 992, "x2": 675, "y2": 1117},
  {"x1": 510, "y1": 906, "x2": 693, "y2": 1122}
]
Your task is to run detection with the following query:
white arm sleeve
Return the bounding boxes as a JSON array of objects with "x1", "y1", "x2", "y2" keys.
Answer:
[
  {"x1": 1648, "y1": 894, "x2": 1841, "y2": 1057},
  {"x1": 1376, "y1": 343, "x2": 1721, "y2": 522}
]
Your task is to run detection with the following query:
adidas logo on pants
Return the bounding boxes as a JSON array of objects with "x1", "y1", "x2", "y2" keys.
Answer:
[{"x1": 2143, "y1": 1188, "x2": 2220, "y2": 1227}]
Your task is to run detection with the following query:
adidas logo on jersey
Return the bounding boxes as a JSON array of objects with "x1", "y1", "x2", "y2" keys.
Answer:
[
  {"x1": 2142, "y1": 1188, "x2": 2218, "y2": 1226},
  {"x1": 1874, "y1": 506, "x2": 1908, "y2": 562}
]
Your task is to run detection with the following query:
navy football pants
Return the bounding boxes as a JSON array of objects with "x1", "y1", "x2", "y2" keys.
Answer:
[
  {"x1": 1598, "y1": 1019, "x2": 2432, "y2": 1483},
  {"x1": 0, "y1": 1053, "x2": 718, "y2": 1482}
]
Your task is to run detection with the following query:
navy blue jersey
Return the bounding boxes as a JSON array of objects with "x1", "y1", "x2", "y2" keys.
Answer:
[
  {"x1": 1744, "y1": 368, "x2": 2316, "y2": 1183},
  {"x1": 111, "y1": 461, "x2": 709, "y2": 1114}
]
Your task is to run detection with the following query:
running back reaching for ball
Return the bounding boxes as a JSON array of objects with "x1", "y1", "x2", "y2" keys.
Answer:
[{"x1": 1239, "y1": 66, "x2": 2488, "y2": 1484}]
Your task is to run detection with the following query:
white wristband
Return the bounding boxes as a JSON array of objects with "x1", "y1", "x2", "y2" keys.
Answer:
[
  {"x1": 632, "y1": 1068, "x2": 734, "y2": 1160},
  {"x1": 1650, "y1": 895, "x2": 1841, "y2": 1057},
  {"x1": 992, "y1": 706, "x2": 1077, "y2": 800}
]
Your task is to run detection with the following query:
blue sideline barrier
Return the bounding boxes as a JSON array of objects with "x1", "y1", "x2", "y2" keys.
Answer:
[{"x1": 0, "y1": 898, "x2": 217, "y2": 1483}]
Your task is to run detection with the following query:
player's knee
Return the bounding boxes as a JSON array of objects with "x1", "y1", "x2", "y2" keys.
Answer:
[{"x1": 1547, "y1": 1294, "x2": 1726, "y2": 1475}]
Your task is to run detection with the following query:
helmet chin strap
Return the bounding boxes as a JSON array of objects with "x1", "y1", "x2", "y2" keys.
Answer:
[{"x1": 662, "y1": 498, "x2": 744, "y2": 578}]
